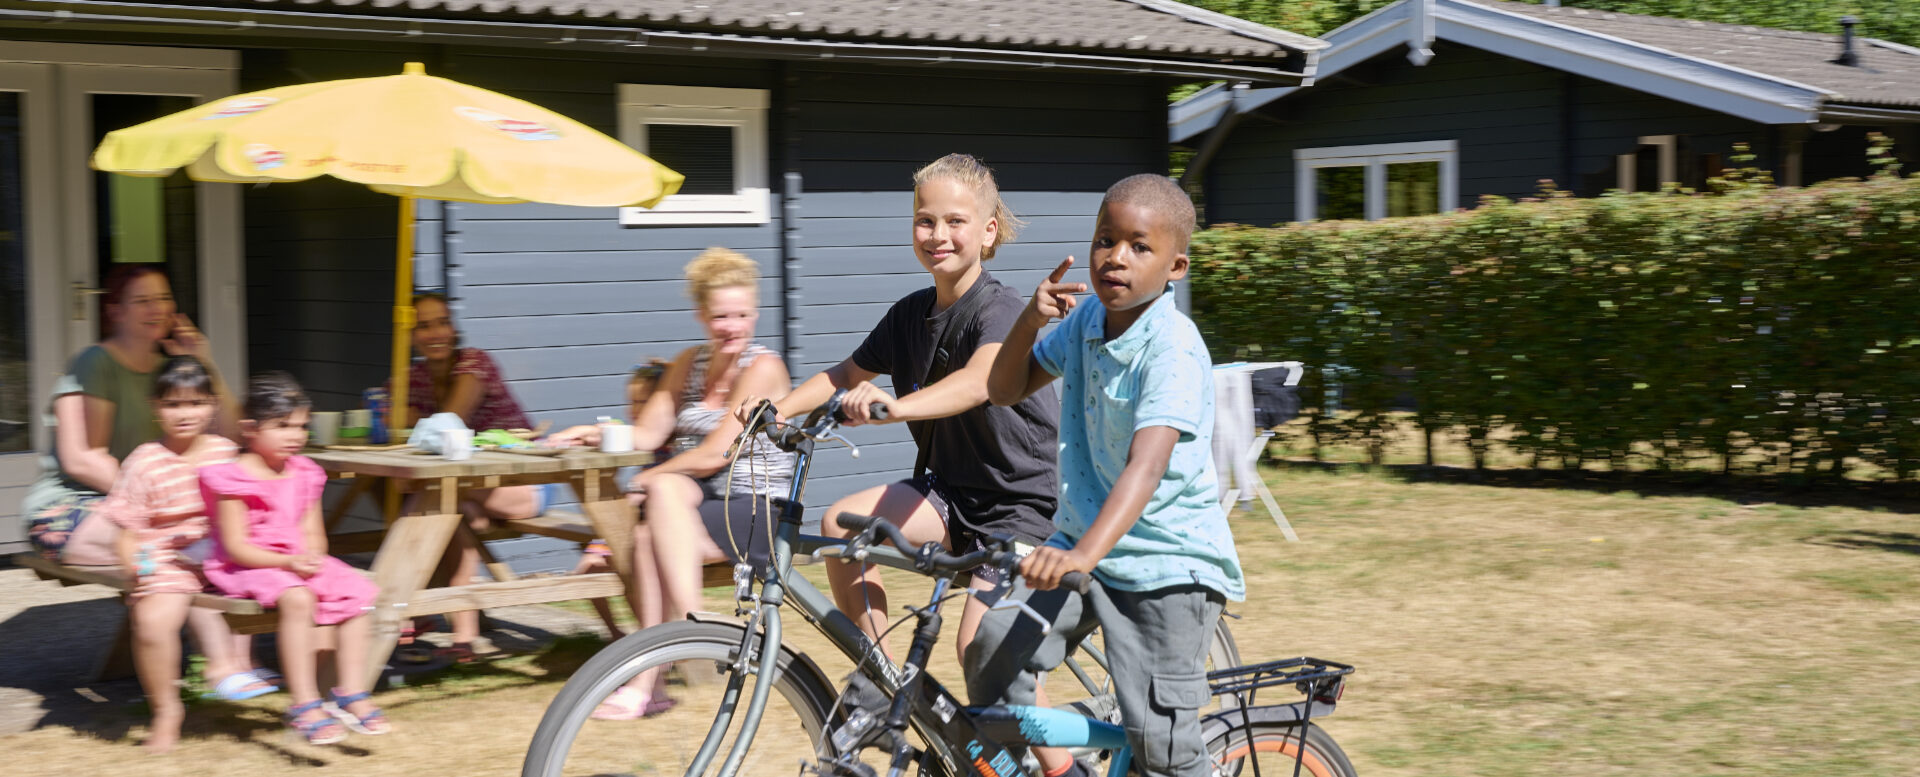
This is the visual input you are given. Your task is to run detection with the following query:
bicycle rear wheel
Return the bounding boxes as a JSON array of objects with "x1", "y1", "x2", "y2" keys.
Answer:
[
  {"x1": 1207, "y1": 722, "x2": 1357, "y2": 777},
  {"x1": 523, "y1": 620, "x2": 838, "y2": 777}
]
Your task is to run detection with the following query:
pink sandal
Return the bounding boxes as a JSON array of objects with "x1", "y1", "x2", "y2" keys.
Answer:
[{"x1": 590, "y1": 686, "x2": 677, "y2": 720}]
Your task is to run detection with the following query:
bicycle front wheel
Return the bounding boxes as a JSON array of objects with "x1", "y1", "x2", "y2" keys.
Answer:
[
  {"x1": 1207, "y1": 722, "x2": 1358, "y2": 777},
  {"x1": 523, "y1": 619, "x2": 839, "y2": 777}
]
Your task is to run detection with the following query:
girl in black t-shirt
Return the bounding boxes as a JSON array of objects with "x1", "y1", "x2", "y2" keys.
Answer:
[{"x1": 746, "y1": 154, "x2": 1061, "y2": 667}]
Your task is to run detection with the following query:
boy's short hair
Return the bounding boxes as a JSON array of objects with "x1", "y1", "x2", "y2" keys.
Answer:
[{"x1": 1100, "y1": 174, "x2": 1197, "y2": 253}]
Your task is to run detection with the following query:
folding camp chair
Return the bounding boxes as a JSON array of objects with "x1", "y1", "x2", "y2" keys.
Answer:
[{"x1": 1215, "y1": 361, "x2": 1303, "y2": 541}]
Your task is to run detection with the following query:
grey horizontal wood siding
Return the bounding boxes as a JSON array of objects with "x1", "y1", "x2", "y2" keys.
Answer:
[
  {"x1": 781, "y1": 63, "x2": 1163, "y2": 512},
  {"x1": 228, "y1": 47, "x2": 1168, "y2": 530},
  {"x1": 1204, "y1": 42, "x2": 1770, "y2": 226}
]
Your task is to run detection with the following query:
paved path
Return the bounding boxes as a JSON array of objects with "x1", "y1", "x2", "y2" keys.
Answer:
[{"x1": 0, "y1": 565, "x2": 609, "y2": 736}]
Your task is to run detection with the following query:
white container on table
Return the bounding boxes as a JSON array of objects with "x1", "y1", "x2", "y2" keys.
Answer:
[
  {"x1": 442, "y1": 428, "x2": 474, "y2": 461},
  {"x1": 599, "y1": 423, "x2": 634, "y2": 453},
  {"x1": 309, "y1": 411, "x2": 342, "y2": 447}
]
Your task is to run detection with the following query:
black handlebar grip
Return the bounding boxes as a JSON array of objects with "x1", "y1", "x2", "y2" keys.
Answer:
[
  {"x1": 1058, "y1": 571, "x2": 1094, "y2": 595},
  {"x1": 868, "y1": 403, "x2": 890, "y2": 421},
  {"x1": 836, "y1": 512, "x2": 882, "y2": 533}
]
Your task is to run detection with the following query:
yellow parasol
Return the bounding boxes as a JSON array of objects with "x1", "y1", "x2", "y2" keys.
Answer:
[{"x1": 92, "y1": 62, "x2": 683, "y2": 437}]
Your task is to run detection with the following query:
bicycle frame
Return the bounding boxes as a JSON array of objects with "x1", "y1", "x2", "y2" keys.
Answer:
[
  {"x1": 687, "y1": 403, "x2": 1125, "y2": 777},
  {"x1": 688, "y1": 399, "x2": 1343, "y2": 777}
]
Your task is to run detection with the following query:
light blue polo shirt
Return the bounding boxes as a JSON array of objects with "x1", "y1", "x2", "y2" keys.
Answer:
[{"x1": 1033, "y1": 289, "x2": 1244, "y2": 601}]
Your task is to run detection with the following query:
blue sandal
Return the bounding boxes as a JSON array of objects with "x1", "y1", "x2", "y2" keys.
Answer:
[
  {"x1": 286, "y1": 699, "x2": 347, "y2": 745},
  {"x1": 323, "y1": 689, "x2": 391, "y2": 736}
]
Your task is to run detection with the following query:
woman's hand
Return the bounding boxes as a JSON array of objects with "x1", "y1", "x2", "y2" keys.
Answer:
[
  {"x1": 159, "y1": 314, "x2": 212, "y2": 362},
  {"x1": 839, "y1": 381, "x2": 901, "y2": 426},
  {"x1": 544, "y1": 424, "x2": 602, "y2": 448}
]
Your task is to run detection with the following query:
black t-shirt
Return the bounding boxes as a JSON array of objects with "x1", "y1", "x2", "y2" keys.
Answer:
[{"x1": 850, "y1": 271, "x2": 1060, "y2": 544}]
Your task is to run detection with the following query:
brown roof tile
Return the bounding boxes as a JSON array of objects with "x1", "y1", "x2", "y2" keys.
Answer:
[
  {"x1": 1479, "y1": 0, "x2": 1920, "y2": 109},
  {"x1": 216, "y1": 0, "x2": 1314, "y2": 62}
]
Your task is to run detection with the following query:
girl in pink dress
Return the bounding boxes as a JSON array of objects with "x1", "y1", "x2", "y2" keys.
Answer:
[{"x1": 202, "y1": 372, "x2": 386, "y2": 745}]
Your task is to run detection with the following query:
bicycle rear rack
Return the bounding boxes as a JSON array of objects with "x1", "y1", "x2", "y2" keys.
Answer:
[{"x1": 1208, "y1": 657, "x2": 1354, "y2": 707}]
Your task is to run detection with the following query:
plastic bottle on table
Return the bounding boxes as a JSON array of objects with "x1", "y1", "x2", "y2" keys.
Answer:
[{"x1": 364, "y1": 387, "x2": 390, "y2": 445}]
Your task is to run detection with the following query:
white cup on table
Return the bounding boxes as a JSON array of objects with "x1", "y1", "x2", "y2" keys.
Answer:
[
  {"x1": 442, "y1": 428, "x2": 474, "y2": 461},
  {"x1": 599, "y1": 423, "x2": 634, "y2": 453},
  {"x1": 309, "y1": 411, "x2": 341, "y2": 447},
  {"x1": 344, "y1": 408, "x2": 372, "y2": 431}
]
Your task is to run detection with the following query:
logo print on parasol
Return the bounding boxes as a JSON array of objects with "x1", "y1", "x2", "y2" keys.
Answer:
[
  {"x1": 455, "y1": 106, "x2": 560, "y2": 141},
  {"x1": 243, "y1": 143, "x2": 285, "y2": 171},
  {"x1": 204, "y1": 96, "x2": 278, "y2": 120}
]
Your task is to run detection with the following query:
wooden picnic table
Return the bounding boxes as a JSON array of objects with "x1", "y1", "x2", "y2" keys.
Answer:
[{"x1": 305, "y1": 446, "x2": 652, "y2": 687}]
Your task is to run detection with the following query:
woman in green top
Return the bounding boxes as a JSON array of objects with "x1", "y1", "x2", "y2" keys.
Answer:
[
  {"x1": 23, "y1": 265, "x2": 236, "y2": 563},
  {"x1": 20, "y1": 265, "x2": 270, "y2": 704}
]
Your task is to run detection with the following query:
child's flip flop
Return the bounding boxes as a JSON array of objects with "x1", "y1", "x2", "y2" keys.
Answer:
[{"x1": 205, "y1": 670, "x2": 280, "y2": 701}]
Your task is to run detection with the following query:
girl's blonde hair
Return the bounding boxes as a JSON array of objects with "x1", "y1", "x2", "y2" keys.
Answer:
[
  {"x1": 912, "y1": 153, "x2": 1023, "y2": 260},
  {"x1": 684, "y1": 247, "x2": 759, "y2": 308}
]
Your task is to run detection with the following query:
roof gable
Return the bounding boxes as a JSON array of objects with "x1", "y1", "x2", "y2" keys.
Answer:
[
  {"x1": 1170, "y1": 0, "x2": 1920, "y2": 143},
  {"x1": 1488, "y1": 1, "x2": 1920, "y2": 109}
]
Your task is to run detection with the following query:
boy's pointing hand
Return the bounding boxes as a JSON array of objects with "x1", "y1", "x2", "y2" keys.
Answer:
[{"x1": 1024, "y1": 256, "x2": 1089, "y2": 329}]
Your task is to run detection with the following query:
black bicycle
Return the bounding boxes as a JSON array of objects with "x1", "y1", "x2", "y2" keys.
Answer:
[{"x1": 523, "y1": 391, "x2": 1355, "y2": 777}]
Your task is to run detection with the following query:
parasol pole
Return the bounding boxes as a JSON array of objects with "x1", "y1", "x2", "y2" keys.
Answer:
[{"x1": 390, "y1": 194, "x2": 416, "y2": 443}]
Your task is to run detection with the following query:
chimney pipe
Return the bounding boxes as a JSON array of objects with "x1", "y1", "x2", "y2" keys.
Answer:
[
  {"x1": 1836, "y1": 15, "x2": 1860, "y2": 67},
  {"x1": 1545, "y1": 0, "x2": 1560, "y2": 7}
]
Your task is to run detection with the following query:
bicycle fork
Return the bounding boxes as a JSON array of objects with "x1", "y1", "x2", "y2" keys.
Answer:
[{"x1": 687, "y1": 518, "x2": 801, "y2": 777}]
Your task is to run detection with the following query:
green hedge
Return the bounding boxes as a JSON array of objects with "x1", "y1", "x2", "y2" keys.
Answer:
[{"x1": 1190, "y1": 174, "x2": 1920, "y2": 477}]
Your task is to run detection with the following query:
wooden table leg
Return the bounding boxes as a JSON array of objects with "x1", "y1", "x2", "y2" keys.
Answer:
[
  {"x1": 471, "y1": 523, "x2": 518, "y2": 583},
  {"x1": 362, "y1": 476, "x2": 461, "y2": 689},
  {"x1": 92, "y1": 595, "x2": 137, "y2": 682},
  {"x1": 324, "y1": 476, "x2": 376, "y2": 533},
  {"x1": 574, "y1": 468, "x2": 635, "y2": 580}
]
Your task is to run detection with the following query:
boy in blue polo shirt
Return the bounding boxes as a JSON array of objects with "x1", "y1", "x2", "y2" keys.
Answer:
[{"x1": 973, "y1": 174, "x2": 1242, "y2": 777}]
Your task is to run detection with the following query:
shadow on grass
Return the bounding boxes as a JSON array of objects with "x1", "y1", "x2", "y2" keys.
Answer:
[
  {"x1": 1805, "y1": 530, "x2": 1920, "y2": 556},
  {"x1": 1269, "y1": 460, "x2": 1920, "y2": 514},
  {"x1": 0, "y1": 592, "x2": 611, "y2": 758}
]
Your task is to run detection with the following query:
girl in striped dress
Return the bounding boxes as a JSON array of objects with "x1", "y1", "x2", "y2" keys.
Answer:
[{"x1": 97, "y1": 356, "x2": 258, "y2": 753}]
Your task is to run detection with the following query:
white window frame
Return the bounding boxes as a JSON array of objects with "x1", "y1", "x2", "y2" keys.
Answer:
[
  {"x1": 1294, "y1": 139, "x2": 1458, "y2": 222},
  {"x1": 618, "y1": 84, "x2": 769, "y2": 226},
  {"x1": 1617, "y1": 134, "x2": 1678, "y2": 193}
]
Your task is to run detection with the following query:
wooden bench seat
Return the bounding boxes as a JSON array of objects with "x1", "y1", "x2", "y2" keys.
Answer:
[
  {"x1": 14, "y1": 553, "x2": 263, "y2": 615},
  {"x1": 13, "y1": 552, "x2": 275, "y2": 679}
]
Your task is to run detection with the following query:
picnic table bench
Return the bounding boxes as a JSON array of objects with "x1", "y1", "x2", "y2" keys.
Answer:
[
  {"x1": 15, "y1": 445, "x2": 774, "y2": 683},
  {"x1": 12, "y1": 552, "x2": 275, "y2": 680}
]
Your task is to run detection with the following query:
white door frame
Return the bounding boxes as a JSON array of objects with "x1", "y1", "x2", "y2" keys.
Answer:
[
  {"x1": 41, "y1": 45, "x2": 244, "y2": 385},
  {"x1": 0, "y1": 42, "x2": 242, "y2": 531},
  {"x1": 0, "y1": 61, "x2": 59, "y2": 467}
]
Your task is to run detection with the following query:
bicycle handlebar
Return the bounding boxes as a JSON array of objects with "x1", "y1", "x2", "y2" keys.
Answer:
[
  {"x1": 835, "y1": 512, "x2": 1093, "y2": 594},
  {"x1": 756, "y1": 395, "x2": 888, "y2": 451}
]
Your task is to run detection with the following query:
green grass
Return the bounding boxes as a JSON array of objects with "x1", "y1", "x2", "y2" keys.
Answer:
[{"x1": 1220, "y1": 463, "x2": 1920, "y2": 777}]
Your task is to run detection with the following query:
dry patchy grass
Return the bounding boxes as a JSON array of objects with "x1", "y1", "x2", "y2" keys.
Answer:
[{"x1": 9, "y1": 465, "x2": 1920, "y2": 775}]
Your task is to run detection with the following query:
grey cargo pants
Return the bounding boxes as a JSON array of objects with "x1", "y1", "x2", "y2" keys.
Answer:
[{"x1": 964, "y1": 579, "x2": 1225, "y2": 777}]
